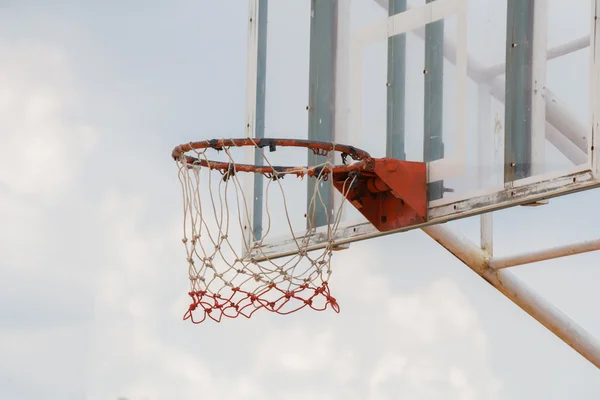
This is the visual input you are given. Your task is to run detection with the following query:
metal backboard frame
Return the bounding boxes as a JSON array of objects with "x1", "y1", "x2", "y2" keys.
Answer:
[{"x1": 244, "y1": 0, "x2": 600, "y2": 260}]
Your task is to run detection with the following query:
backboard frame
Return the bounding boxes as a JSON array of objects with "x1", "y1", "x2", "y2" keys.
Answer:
[{"x1": 243, "y1": 0, "x2": 600, "y2": 261}]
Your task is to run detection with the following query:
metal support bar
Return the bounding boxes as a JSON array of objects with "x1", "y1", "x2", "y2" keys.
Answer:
[
  {"x1": 505, "y1": 0, "x2": 535, "y2": 182},
  {"x1": 480, "y1": 213, "x2": 493, "y2": 255},
  {"x1": 244, "y1": 0, "x2": 266, "y2": 249},
  {"x1": 422, "y1": 224, "x2": 600, "y2": 369},
  {"x1": 307, "y1": 0, "x2": 338, "y2": 228},
  {"x1": 252, "y1": 0, "x2": 268, "y2": 240},
  {"x1": 546, "y1": 120, "x2": 587, "y2": 165},
  {"x1": 477, "y1": 83, "x2": 495, "y2": 256},
  {"x1": 490, "y1": 238, "x2": 600, "y2": 269},
  {"x1": 424, "y1": 0, "x2": 445, "y2": 200},
  {"x1": 486, "y1": 35, "x2": 590, "y2": 79},
  {"x1": 386, "y1": 0, "x2": 407, "y2": 160}
]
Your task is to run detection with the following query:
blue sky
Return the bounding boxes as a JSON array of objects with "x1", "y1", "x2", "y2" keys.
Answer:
[{"x1": 1, "y1": 1, "x2": 600, "y2": 399}]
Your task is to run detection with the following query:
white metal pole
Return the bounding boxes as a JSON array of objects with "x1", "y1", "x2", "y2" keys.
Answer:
[
  {"x1": 422, "y1": 224, "x2": 600, "y2": 369},
  {"x1": 477, "y1": 83, "x2": 494, "y2": 255},
  {"x1": 485, "y1": 35, "x2": 590, "y2": 79},
  {"x1": 490, "y1": 238, "x2": 600, "y2": 269}
]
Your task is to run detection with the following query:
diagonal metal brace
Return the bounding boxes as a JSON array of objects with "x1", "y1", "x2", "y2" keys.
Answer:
[{"x1": 423, "y1": 224, "x2": 600, "y2": 369}]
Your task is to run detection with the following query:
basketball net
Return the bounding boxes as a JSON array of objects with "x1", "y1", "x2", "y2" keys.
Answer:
[{"x1": 174, "y1": 139, "x2": 358, "y2": 323}]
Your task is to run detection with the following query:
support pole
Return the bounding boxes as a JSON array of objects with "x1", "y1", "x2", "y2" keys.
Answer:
[
  {"x1": 386, "y1": 0, "x2": 407, "y2": 160},
  {"x1": 307, "y1": 0, "x2": 338, "y2": 229},
  {"x1": 423, "y1": 0, "x2": 445, "y2": 200},
  {"x1": 422, "y1": 224, "x2": 600, "y2": 369},
  {"x1": 490, "y1": 238, "x2": 600, "y2": 269},
  {"x1": 252, "y1": 0, "x2": 268, "y2": 240},
  {"x1": 477, "y1": 83, "x2": 494, "y2": 256},
  {"x1": 504, "y1": 0, "x2": 535, "y2": 182},
  {"x1": 486, "y1": 35, "x2": 590, "y2": 78}
]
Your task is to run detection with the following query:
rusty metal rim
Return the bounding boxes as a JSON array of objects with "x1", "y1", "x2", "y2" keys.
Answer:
[{"x1": 172, "y1": 138, "x2": 374, "y2": 178}]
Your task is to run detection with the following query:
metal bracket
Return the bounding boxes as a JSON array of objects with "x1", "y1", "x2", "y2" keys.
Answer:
[{"x1": 332, "y1": 159, "x2": 427, "y2": 232}]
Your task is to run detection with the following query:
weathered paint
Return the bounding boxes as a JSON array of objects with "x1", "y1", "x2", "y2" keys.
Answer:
[
  {"x1": 249, "y1": 169, "x2": 598, "y2": 261},
  {"x1": 504, "y1": 0, "x2": 535, "y2": 182},
  {"x1": 424, "y1": 0, "x2": 446, "y2": 200}
]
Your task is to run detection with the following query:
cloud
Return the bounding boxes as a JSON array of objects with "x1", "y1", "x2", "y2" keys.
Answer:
[
  {"x1": 0, "y1": 40, "x2": 97, "y2": 198},
  {"x1": 0, "y1": 324, "x2": 89, "y2": 398},
  {"x1": 0, "y1": 39, "x2": 99, "y2": 399}
]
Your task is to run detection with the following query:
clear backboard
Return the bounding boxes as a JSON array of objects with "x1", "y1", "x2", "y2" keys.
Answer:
[{"x1": 243, "y1": 0, "x2": 600, "y2": 259}]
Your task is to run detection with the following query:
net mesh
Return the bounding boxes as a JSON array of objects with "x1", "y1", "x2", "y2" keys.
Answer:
[{"x1": 175, "y1": 140, "x2": 356, "y2": 323}]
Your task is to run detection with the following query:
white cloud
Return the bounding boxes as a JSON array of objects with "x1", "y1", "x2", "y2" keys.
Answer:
[
  {"x1": 0, "y1": 39, "x2": 101, "y2": 399},
  {"x1": 0, "y1": 41, "x2": 97, "y2": 198},
  {"x1": 0, "y1": 324, "x2": 89, "y2": 398}
]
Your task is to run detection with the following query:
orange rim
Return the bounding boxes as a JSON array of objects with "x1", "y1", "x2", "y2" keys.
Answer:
[{"x1": 172, "y1": 138, "x2": 374, "y2": 178}]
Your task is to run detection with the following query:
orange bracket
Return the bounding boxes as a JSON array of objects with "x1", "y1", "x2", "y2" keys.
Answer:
[{"x1": 332, "y1": 159, "x2": 427, "y2": 232}]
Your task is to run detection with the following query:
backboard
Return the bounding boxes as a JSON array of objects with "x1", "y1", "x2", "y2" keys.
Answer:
[{"x1": 243, "y1": 0, "x2": 600, "y2": 260}]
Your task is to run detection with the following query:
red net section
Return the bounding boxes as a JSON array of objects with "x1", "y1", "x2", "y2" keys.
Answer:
[
  {"x1": 174, "y1": 139, "x2": 357, "y2": 323},
  {"x1": 184, "y1": 282, "x2": 339, "y2": 323}
]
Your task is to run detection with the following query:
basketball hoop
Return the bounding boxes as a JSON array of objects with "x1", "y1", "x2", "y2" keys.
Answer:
[{"x1": 172, "y1": 138, "x2": 427, "y2": 323}]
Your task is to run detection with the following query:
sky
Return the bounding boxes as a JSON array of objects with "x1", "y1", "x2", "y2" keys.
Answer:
[{"x1": 1, "y1": 1, "x2": 600, "y2": 399}]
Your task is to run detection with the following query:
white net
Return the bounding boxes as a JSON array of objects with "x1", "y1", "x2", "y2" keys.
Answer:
[{"x1": 175, "y1": 140, "x2": 358, "y2": 323}]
